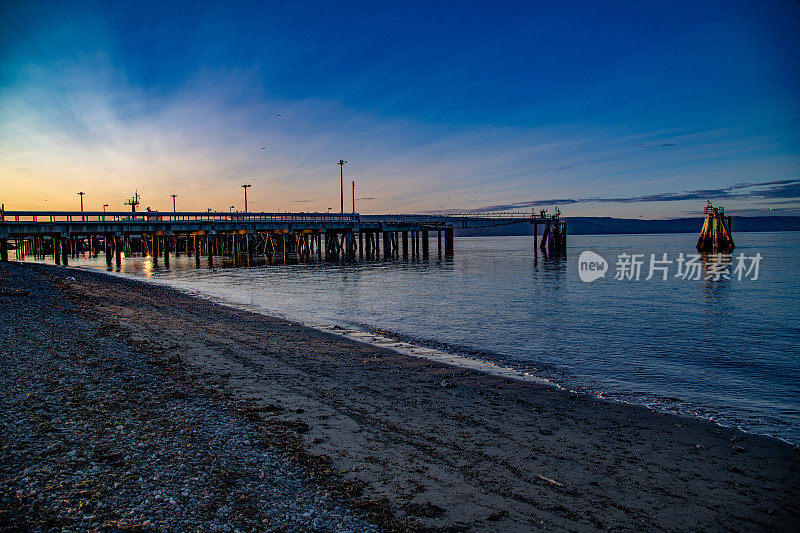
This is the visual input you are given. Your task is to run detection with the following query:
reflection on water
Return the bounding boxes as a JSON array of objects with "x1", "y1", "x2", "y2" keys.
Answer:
[
  {"x1": 700, "y1": 253, "x2": 732, "y2": 305},
  {"x1": 26, "y1": 232, "x2": 800, "y2": 444}
]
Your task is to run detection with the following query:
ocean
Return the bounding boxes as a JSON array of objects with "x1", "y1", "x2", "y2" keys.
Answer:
[{"x1": 34, "y1": 231, "x2": 800, "y2": 444}]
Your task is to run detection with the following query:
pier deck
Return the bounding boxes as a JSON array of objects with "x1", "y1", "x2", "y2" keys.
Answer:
[{"x1": 0, "y1": 210, "x2": 564, "y2": 265}]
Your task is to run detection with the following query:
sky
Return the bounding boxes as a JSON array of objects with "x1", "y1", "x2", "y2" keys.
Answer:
[{"x1": 1, "y1": 0, "x2": 798, "y2": 217}]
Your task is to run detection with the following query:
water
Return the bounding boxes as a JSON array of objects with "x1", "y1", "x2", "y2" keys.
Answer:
[{"x1": 31, "y1": 232, "x2": 800, "y2": 444}]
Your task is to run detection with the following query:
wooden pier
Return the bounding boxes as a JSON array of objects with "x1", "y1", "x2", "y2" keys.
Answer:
[{"x1": 0, "y1": 210, "x2": 565, "y2": 266}]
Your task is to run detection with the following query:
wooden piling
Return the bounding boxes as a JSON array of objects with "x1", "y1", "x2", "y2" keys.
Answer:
[
  {"x1": 422, "y1": 230, "x2": 429, "y2": 257},
  {"x1": 697, "y1": 202, "x2": 734, "y2": 252},
  {"x1": 540, "y1": 223, "x2": 550, "y2": 253},
  {"x1": 61, "y1": 236, "x2": 69, "y2": 266},
  {"x1": 163, "y1": 235, "x2": 170, "y2": 267},
  {"x1": 444, "y1": 227, "x2": 454, "y2": 254},
  {"x1": 53, "y1": 236, "x2": 61, "y2": 265},
  {"x1": 114, "y1": 236, "x2": 122, "y2": 267}
]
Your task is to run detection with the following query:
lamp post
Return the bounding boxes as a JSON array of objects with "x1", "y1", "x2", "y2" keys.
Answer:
[
  {"x1": 352, "y1": 180, "x2": 355, "y2": 213},
  {"x1": 77, "y1": 192, "x2": 85, "y2": 220},
  {"x1": 102, "y1": 203, "x2": 108, "y2": 221},
  {"x1": 241, "y1": 184, "x2": 251, "y2": 212},
  {"x1": 170, "y1": 194, "x2": 177, "y2": 213},
  {"x1": 338, "y1": 160, "x2": 347, "y2": 213}
]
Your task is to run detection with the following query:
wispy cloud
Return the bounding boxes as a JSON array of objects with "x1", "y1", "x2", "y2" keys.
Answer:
[{"x1": 1, "y1": 58, "x2": 798, "y2": 217}]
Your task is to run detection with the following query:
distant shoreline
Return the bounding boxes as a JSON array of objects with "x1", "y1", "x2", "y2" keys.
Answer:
[{"x1": 453, "y1": 215, "x2": 800, "y2": 236}]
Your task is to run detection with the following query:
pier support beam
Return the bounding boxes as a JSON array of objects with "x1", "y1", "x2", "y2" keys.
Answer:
[
  {"x1": 54, "y1": 236, "x2": 61, "y2": 265},
  {"x1": 61, "y1": 236, "x2": 69, "y2": 266},
  {"x1": 163, "y1": 235, "x2": 170, "y2": 267},
  {"x1": 444, "y1": 227, "x2": 454, "y2": 254},
  {"x1": 105, "y1": 234, "x2": 112, "y2": 267},
  {"x1": 422, "y1": 230, "x2": 429, "y2": 258},
  {"x1": 0, "y1": 238, "x2": 7, "y2": 262},
  {"x1": 115, "y1": 236, "x2": 122, "y2": 267}
]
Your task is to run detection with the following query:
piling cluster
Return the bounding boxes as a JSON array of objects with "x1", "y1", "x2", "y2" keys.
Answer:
[{"x1": 696, "y1": 201, "x2": 734, "y2": 252}]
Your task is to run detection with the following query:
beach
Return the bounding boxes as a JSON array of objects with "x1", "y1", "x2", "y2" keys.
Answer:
[{"x1": 1, "y1": 261, "x2": 798, "y2": 531}]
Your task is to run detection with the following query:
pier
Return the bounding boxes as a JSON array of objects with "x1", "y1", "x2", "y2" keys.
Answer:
[{"x1": 0, "y1": 209, "x2": 564, "y2": 266}]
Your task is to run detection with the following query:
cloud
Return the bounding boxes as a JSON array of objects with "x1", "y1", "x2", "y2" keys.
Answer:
[
  {"x1": 631, "y1": 143, "x2": 679, "y2": 148},
  {"x1": 468, "y1": 178, "x2": 800, "y2": 212},
  {"x1": 1, "y1": 55, "x2": 798, "y2": 218}
]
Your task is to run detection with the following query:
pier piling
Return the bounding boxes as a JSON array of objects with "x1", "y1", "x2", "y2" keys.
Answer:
[{"x1": 697, "y1": 201, "x2": 734, "y2": 252}]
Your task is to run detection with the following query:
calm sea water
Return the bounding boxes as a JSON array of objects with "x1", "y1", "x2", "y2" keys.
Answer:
[{"x1": 35, "y1": 232, "x2": 800, "y2": 444}]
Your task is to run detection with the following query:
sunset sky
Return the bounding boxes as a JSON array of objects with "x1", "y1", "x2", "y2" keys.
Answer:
[{"x1": 1, "y1": 0, "x2": 798, "y2": 217}]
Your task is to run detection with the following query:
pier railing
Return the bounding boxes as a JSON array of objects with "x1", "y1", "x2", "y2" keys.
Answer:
[{"x1": 0, "y1": 211, "x2": 360, "y2": 224}]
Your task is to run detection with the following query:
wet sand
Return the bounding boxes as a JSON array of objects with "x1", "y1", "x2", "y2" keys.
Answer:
[{"x1": 3, "y1": 261, "x2": 799, "y2": 531}]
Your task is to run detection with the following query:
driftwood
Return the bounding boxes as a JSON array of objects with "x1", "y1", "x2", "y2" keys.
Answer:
[{"x1": 537, "y1": 474, "x2": 564, "y2": 487}]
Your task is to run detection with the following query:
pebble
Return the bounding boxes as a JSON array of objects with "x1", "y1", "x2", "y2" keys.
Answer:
[{"x1": 0, "y1": 264, "x2": 379, "y2": 532}]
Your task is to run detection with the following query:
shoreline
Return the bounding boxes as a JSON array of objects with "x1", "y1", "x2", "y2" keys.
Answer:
[
  {"x1": 2, "y1": 261, "x2": 799, "y2": 531},
  {"x1": 49, "y1": 259, "x2": 798, "y2": 447}
]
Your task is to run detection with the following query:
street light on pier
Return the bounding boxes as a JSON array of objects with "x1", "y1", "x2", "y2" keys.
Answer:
[
  {"x1": 102, "y1": 204, "x2": 108, "y2": 221},
  {"x1": 170, "y1": 194, "x2": 177, "y2": 213},
  {"x1": 352, "y1": 180, "x2": 355, "y2": 213},
  {"x1": 77, "y1": 192, "x2": 85, "y2": 220},
  {"x1": 338, "y1": 160, "x2": 347, "y2": 213},
  {"x1": 241, "y1": 184, "x2": 251, "y2": 212}
]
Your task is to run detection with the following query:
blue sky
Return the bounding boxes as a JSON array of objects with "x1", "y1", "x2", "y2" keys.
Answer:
[{"x1": 1, "y1": 0, "x2": 798, "y2": 217}]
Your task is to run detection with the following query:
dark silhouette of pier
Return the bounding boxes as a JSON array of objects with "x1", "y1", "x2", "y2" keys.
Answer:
[{"x1": 0, "y1": 209, "x2": 565, "y2": 266}]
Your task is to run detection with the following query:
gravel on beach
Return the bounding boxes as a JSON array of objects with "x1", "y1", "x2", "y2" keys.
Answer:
[
  {"x1": 2, "y1": 260, "x2": 799, "y2": 532},
  {"x1": 0, "y1": 262, "x2": 382, "y2": 532}
]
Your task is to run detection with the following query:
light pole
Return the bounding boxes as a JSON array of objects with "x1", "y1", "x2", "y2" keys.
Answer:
[
  {"x1": 241, "y1": 184, "x2": 251, "y2": 212},
  {"x1": 77, "y1": 192, "x2": 85, "y2": 220},
  {"x1": 102, "y1": 203, "x2": 108, "y2": 221},
  {"x1": 338, "y1": 160, "x2": 347, "y2": 213},
  {"x1": 352, "y1": 180, "x2": 355, "y2": 213},
  {"x1": 170, "y1": 194, "x2": 177, "y2": 213}
]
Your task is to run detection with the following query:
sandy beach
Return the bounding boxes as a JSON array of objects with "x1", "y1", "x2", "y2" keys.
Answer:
[{"x1": 1, "y1": 260, "x2": 798, "y2": 532}]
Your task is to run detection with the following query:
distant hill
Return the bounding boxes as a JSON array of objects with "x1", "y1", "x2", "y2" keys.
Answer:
[{"x1": 453, "y1": 216, "x2": 800, "y2": 236}]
